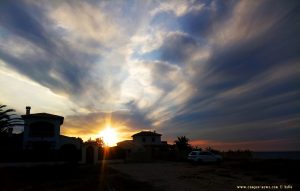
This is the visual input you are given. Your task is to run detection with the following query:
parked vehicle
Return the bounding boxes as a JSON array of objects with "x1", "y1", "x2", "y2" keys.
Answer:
[{"x1": 188, "y1": 151, "x2": 223, "y2": 163}]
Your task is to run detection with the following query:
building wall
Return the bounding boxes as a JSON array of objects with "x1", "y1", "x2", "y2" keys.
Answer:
[
  {"x1": 133, "y1": 135, "x2": 161, "y2": 145},
  {"x1": 23, "y1": 118, "x2": 61, "y2": 150},
  {"x1": 59, "y1": 136, "x2": 82, "y2": 150}
]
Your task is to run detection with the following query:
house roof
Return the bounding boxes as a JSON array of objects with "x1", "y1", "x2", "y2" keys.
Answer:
[
  {"x1": 132, "y1": 131, "x2": 161, "y2": 137},
  {"x1": 117, "y1": 140, "x2": 134, "y2": 148},
  {"x1": 21, "y1": 113, "x2": 64, "y2": 124}
]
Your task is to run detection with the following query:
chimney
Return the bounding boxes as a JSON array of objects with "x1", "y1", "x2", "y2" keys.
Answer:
[{"x1": 26, "y1": 106, "x2": 31, "y2": 115}]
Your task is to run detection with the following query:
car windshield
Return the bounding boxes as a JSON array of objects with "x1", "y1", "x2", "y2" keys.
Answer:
[{"x1": 199, "y1": 152, "x2": 213, "y2": 155}]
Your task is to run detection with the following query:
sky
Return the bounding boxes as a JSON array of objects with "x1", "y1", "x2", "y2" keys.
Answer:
[{"x1": 0, "y1": 0, "x2": 299, "y2": 151}]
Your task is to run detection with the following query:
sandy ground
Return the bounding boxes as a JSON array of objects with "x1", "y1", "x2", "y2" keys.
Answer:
[
  {"x1": 0, "y1": 160, "x2": 297, "y2": 191},
  {"x1": 109, "y1": 161, "x2": 291, "y2": 191}
]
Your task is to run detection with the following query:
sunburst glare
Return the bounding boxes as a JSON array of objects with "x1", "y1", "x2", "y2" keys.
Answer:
[{"x1": 99, "y1": 125, "x2": 118, "y2": 147}]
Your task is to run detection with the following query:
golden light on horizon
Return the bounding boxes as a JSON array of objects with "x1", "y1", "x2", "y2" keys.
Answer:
[{"x1": 99, "y1": 125, "x2": 118, "y2": 147}]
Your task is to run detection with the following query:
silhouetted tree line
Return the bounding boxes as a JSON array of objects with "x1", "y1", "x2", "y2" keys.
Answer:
[{"x1": 97, "y1": 135, "x2": 252, "y2": 161}]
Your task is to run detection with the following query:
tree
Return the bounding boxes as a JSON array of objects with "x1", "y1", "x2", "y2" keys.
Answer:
[
  {"x1": 95, "y1": 137, "x2": 104, "y2": 148},
  {"x1": 174, "y1": 136, "x2": 191, "y2": 151},
  {"x1": 85, "y1": 137, "x2": 104, "y2": 148},
  {"x1": 0, "y1": 105, "x2": 23, "y2": 136},
  {"x1": 205, "y1": 146, "x2": 221, "y2": 154}
]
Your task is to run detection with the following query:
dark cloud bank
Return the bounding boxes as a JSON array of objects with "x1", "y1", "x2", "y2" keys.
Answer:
[{"x1": 149, "y1": 0, "x2": 300, "y2": 150}]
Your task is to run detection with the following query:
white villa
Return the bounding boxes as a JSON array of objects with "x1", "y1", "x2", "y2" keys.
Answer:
[
  {"x1": 132, "y1": 131, "x2": 163, "y2": 145},
  {"x1": 117, "y1": 131, "x2": 168, "y2": 161}
]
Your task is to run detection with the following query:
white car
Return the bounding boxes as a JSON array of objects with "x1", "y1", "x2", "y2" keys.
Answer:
[{"x1": 188, "y1": 151, "x2": 223, "y2": 163}]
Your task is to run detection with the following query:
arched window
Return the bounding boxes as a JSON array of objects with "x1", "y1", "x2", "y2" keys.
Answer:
[{"x1": 29, "y1": 121, "x2": 55, "y2": 137}]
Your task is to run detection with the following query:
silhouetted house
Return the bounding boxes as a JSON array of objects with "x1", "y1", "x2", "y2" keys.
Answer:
[
  {"x1": 117, "y1": 131, "x2": 168, "y2": 161},
  {"x1": 21, "y1": 106, "x2": 82, "y2": 151},
  {"x1": 132, "y1": 131, "x2": 162, "y2": 145},
  {"x1": 1, "y1": 106, "x2": 99, "y2": 163}
]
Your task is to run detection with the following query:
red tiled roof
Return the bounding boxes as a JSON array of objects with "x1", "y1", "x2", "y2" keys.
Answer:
[
  {"x1": 132, "y1": 131, "x2": 161, "y2": 137},
  {"x1": 21, "y1": 113, "x2": 64, "y2": 124}
]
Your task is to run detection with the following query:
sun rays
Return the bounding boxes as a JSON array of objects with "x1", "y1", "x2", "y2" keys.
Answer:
[{"x1": 99, "y1": 125, "x2": 118, "y2": 146}]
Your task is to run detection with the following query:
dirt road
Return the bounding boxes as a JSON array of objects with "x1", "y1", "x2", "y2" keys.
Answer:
[{"x1": 109, "y1": 161, "x2": 296, "y2": 191}]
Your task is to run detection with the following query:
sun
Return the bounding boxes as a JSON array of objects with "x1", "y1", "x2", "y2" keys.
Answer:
[{"x1": 99, "y1": 126, "x2": 118, "y2": 147}]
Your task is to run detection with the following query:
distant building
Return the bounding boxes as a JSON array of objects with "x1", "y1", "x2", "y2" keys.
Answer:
[
  {"x1": 132, "y1": 131, "x2": 162, "y2": 145},
  {"x1": 117, "y1": 131, "x2": 169, "y2": 161}
]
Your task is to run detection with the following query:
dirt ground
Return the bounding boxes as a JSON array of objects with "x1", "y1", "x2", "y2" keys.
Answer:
[
  {"x1": 0, "y1": 163, "x2": 159, "y2": 191},
  {"x1": 109, "y1": 160, "x2": 299, "y2": 191},
  {"x1": 0, "y1": 160, "x2": 298, "y2": 191}
]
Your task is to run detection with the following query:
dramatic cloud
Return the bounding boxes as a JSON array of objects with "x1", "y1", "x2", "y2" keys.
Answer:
[{"x1": 0, "y1": 0, "x2": 299, "y2": 150}]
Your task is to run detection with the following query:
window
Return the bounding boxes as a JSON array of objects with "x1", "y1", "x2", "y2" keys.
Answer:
[
  {"x1": 190, "y1": 151, "x2": 198, "y2": 156},
  {"x1": 152, "y1": 137, "x2": 155, "y2": 142},
  {"x1": 200, "y1": 152, "x2": 212, "y2": 155},
  {"x1": 142, "y1": 137, "x2": 146, "y2": 142},
  {"x1": 29, "y1": 121, "x2": 55, "y2": 137}
]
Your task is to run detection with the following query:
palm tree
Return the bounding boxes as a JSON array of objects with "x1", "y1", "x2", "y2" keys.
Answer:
[
  {"x1": 174, "y1": 136, "x2": 191, "y2": 151},
  {"x1": 0, "y1": 104, "x2": 23, "y2": 136}
]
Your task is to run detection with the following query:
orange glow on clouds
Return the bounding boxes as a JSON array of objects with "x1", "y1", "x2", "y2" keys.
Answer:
[
  {"x1": 61, "y1": 112, "x2": 137, "y2": 145},
  {"x1": 190, "y1": 139, "x2": 296, "y2": 151}
]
